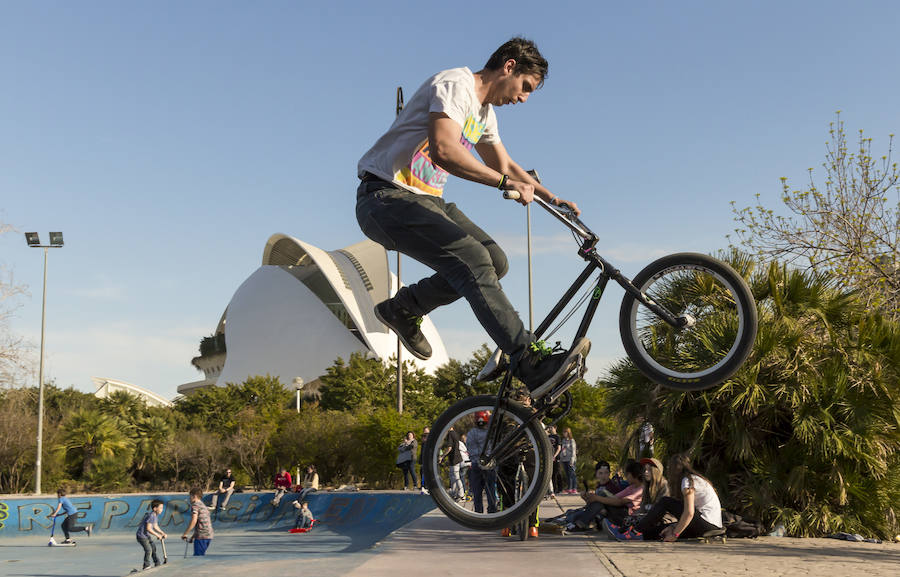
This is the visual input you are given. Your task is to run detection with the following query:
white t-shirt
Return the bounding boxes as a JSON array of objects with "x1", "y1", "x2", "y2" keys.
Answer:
[
  {"x1": 358, "y1": 67, "x2": 501, "y2": 197},
  {"x1": 681, "y1": 475, "x2": 722, "y2": 528}
]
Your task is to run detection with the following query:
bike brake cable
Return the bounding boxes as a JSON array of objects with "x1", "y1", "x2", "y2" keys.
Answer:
[{"x1": 542, "y1": 272, "x2": 601, "y2": 340}]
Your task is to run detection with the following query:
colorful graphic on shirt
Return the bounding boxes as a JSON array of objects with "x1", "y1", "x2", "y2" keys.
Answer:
[{"x1": 396, "y1": 113, "x2": 488, "y2": 196}]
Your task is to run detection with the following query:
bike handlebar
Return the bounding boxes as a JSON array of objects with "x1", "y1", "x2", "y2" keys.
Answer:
[{"x1": 502, "y1": 190, "x2": 595, "y2": 241}]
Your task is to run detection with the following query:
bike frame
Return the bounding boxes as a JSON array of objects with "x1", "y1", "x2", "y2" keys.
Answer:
[{"x1": 481, "y1": 197, "x2": 686, "y2": 469}]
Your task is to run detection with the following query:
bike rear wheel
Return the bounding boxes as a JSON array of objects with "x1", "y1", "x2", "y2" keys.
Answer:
[
  {"x1": 619, "y1": 253, "x2": 757, "y2": 391},
  {"x1": 423, "y1": 395, "x2": 551, "y2": 531}
]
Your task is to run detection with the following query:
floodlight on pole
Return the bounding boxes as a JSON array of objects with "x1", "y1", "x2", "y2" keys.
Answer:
[{"x1": 25, "y1": 231, "x2": 64, "y2": 495}]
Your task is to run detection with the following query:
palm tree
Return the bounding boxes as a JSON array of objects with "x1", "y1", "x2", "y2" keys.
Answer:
[
  {"x1": 100, "y1": 390, "x2": 146, "y2": 425},
  {"x1": 602, "y1": 252, "x2": 900, "y2": 538},
  {"x1": 59, "y1": 409, "x2": 134, "y2": 477},
  {"x1": 133, "y1": 415, "x2": 173, "y2": 475}
]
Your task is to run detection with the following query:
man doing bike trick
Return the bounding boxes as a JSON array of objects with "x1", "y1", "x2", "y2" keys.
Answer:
[{"x1": 356, "y1": 37, "x2": 586, "y2": 399}]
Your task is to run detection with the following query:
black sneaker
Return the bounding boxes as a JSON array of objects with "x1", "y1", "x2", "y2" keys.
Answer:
[
  {"x1": 513, "y1": 337, "x2": 590, "y2": 399},
  {"x1": 374, "y1": 300, "x2": 432, "y2": 360}
]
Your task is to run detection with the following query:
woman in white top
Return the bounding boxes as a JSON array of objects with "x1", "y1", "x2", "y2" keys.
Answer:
[{"x1": 633, "y1": 453, "x2": 722, "y2": 540}]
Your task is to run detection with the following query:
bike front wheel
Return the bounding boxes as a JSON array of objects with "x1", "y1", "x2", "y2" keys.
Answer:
[
  {"x1": 619, "y1": 252, "x2": 758, "y2": 391},
  {"x1": 423, "y1": 395, "x2": 551, "y2": 531}
]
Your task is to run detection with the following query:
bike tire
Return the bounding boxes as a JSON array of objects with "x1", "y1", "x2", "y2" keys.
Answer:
[
  {"x1": 423, "y1": 395, "x2": 552, "y2": 531},
  {"x1": 619, "y1": 252, "x2": 757, "y2": 391}
]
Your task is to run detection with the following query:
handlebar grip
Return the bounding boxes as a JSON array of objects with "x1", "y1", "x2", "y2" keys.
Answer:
[{"x1": 503, "y1": 190, "x2": 521, "y2": 200}]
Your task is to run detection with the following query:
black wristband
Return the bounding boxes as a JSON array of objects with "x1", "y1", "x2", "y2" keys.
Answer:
[{"x1": 497, "y1": 174, "x2": 508, "y2": 190}]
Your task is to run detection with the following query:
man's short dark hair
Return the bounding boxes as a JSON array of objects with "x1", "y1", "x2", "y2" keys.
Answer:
[
  {"x1": 484, "y1": 37, "x2": 548, "y2": 87},
  {"x1": 624, "y1": 459, "x2": 644, "y2": 481},
  {"x1": 595, "y1": 460, "x2": 611, "y2": 472},
  {"x1": 189, "y1": 487, "x2": 203, "y2": 499}
]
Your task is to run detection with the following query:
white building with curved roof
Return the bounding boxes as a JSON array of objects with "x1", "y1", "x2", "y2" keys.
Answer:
[
  {"x1": 93, "y1": 377, "x2": 174, "y2": 407},
  {"x1": 178, "y1": 234, "x2": 449, "y2": 396}
]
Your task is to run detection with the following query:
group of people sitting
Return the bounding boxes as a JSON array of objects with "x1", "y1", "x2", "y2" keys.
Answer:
[
  {"x1": 207, "y1": 464, "x2": 320, "y2": 512},
  {"x1": 549, "y1": 453, "x2": 722, "y2": 542}
]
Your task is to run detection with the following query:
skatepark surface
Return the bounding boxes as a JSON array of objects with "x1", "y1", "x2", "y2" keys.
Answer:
[{"x1": 2, "y1": 492, "x2": 898, "y2": 576}]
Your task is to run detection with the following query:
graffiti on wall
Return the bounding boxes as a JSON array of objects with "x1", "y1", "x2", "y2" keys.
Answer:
[{"x1": 0, "y1": 492, "x2": 433, "y2": 536}]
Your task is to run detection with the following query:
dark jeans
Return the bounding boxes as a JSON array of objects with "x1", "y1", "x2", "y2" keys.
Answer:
[
  {"x1": 469, "y1": 463, "x2": 497, "y2": 513},
  {"x1": 356, "y1": 179, "x2": 529, "y2": 355},
  {"x1": 573, "y1": 502, "x2": 627, "y2": 529},
  {"x1": 398, "y1": 460, "x2": 417, "y2": 488},
  {"x1": 634, "y1": 496, "x2": 721, "y2": 540},
  {"x1": 552, "y1": 460, "x2": 564, "y2": 494},
  {"x1": 136, "y1": 536, "x2": 159, "y2": 568},
  {"x1": 61, "y1": 514, "x2": 86, "y2": 539}
]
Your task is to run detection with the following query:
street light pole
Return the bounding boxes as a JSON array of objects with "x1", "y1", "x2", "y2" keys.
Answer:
[
  {"x1": 293, "y1": 377, "x2": 304, "y2": 413},
  {"x1": 25, "y1": 231, "x2": 64, "y2": 496},
  {"x1": 395, "y1": 86, "x2": 404, "y2": 414},
  {"x1": 525, "y1": 170, "x2": 542, "y2": 333}
]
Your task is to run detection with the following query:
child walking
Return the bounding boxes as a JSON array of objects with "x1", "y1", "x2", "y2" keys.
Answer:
[
  {"x1": 181, "y1": 487, "x2": 214, "y2": 555},
  {"x1": 136, "y1": 499, "x2": 167, "y2": 570},
  {"x1": 49, "y1": 488, "x2": 92, "y2": 543}
]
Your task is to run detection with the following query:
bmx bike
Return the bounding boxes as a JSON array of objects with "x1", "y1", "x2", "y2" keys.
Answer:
[{"x1": 422, "y1": 184, "x2": 758, "y2": 531}]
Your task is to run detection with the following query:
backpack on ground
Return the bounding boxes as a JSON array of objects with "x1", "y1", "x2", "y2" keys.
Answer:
[{"x1": 721, "y1": 510, "x2": 765, "y2": 538}]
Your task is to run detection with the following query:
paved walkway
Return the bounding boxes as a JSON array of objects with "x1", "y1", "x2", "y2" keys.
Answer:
[{"x1": 335, "y1": 494, "x2": 900, "y2": 577}]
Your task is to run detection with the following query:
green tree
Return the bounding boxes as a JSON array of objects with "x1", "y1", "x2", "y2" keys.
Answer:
[
  {"x1": 0, "y1": 388, "x2": 36, "y2": 492},
  {"x1": 270, "y1": 407, "x2": 358, "y2": 486},
  {"x1": 226, "y1": 407, "x2": 275, "y2": 490},
  {"x1": 318, "y1": 352, "x2": 395, "y2": 411},
  {"x1": 350, "y1": 408, "x2": 427, "y2": 488},
  {"x1": 603, "y1": 254, "x2": 900, "y2": 538},
  {"x1": 432, "y1": 344, "x2": 501, "y2": 401},
  {"x1": 58, "y1": 408, "x2": 134, "y2": 478},
  {"x1": 99, "y1": 390, "x2": 147, "y2": 424},
  {"x1": 556, "y1": 379, "x2": 627, "y2": 481},
  {"x1": 133, "y1": 414, "x2": 174, "y2": 477},
  {"x1": 732, "y1": 113, "x2": 899, "y2": 320},
  {"x1": 174, "y1": 375, "x2": 290, "y2": 432}
]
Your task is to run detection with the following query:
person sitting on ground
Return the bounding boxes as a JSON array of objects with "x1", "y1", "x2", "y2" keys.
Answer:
[
  {"x1": 594, "y1": 460, "x2": 622, "y2": 496},
  {"x1": 603, "y1": 457, "x2": 672, "y2": 540},
  {"x1": 546, "y1": 460, "x2": 623, "y2": 526},
  {"x1": 210, "y1": 467, "x2": 236, "y2": 511},
  {"x1": 297, "y1": 464, "x2": 319, "y2": 500},
  {"x1": 568, "y1": 459, "x2": 643, "y2": 531},
  {"x1": 272, "y1": 467, "x2": 293, "y2": 507},
  {"x1": 630, "y1": 453, "x2": 723, "y2": 541},
  {"x1": 292, "y1": 500, "x2": 314, "y2": 530},
  {"x1": 637, "y1": 457, "x2": 669, "y2": 511}
]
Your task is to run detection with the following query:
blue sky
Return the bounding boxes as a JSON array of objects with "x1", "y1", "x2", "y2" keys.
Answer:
[{"x1": 2, "y1": 1, "x2": 899, "y2": 400}]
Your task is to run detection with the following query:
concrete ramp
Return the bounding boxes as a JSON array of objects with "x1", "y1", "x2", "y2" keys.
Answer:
[{"x1": 0, "y1": 491, "x2": 435, "y2": 576}]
